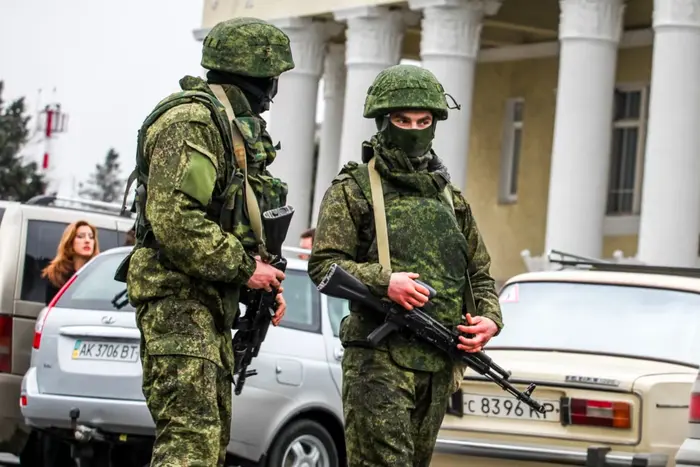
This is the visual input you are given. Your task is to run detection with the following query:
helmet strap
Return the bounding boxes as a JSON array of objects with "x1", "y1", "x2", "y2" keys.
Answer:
[{"x1": 445, "y1": 93, "x2": 461, "y2": 110}]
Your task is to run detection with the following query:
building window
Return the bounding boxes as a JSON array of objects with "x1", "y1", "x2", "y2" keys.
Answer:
[
  {"x1": 498, "y1": 98, "x2": 524, "y2": 204},
  {"x1": 606, "y1": 87, "x2": 648, "y2": 216}
]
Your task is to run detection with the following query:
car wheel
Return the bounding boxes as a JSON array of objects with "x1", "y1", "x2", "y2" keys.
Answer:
[
  {"x1": 265, "y1": 419, "x2": 339, "y2": 467},
  {"x1": 18, "y1": 431, "x2": 74, "y2": 467}
]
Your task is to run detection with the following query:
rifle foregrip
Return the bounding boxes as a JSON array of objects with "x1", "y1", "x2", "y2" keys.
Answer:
[
  {"x1": 414, "y1": 280, "x2": 437, "y2": 299},
  {"x1": 367, "y1": 321, "x2": 400, "y2": 346}
]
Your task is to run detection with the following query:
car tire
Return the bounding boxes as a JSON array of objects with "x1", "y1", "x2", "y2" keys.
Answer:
[
  {"x1": 265, "y1": 419, "x2": 339, "y2": 467},
  {"x1": 18, "y1": 431, "x2": 74, "y2": 467}
]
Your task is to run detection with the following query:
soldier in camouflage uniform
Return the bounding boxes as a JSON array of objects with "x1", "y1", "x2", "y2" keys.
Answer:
[
  {"x1": 119, "y1": 18, "x2": 294, "y2": 467},
  {"x1": 308, "y1": 64, "x2": 504, "y2": 467}
]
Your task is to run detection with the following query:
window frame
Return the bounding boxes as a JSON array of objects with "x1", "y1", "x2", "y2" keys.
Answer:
[
  {"x1": 606, "y1": 84, "x2": 649, "y2": 216},
  {"x1": 498, "y1": 97, "x2": 524, "y2": 204},
  {"x1": 603, "y1": 83, "x2": 650, "y2": 236}
]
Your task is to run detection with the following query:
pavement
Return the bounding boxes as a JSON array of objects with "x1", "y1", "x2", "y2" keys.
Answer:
[{"x1": 0, "y1": 453, "x2": 18, "y2": 466}]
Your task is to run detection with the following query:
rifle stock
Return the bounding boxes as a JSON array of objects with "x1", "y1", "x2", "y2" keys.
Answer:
[
  {"x1": 232, "y1": 205, "x2": 294, "y2": 396},
  {"x1": 316, "y1": 263, "x2": 547, "y2": 414}
]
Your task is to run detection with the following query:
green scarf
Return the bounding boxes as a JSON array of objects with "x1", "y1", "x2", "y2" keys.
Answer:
[{"x1": 363, "y1": 132, "x2": 448, "y2": 197}]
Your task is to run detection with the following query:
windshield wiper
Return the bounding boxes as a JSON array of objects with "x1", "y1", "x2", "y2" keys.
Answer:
[{"x1": 111, "y1": 288, "x2": 129, "y2": 310}]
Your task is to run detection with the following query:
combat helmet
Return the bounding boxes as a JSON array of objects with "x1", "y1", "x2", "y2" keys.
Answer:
[
  {"x1": 363, "y1": 64, "x2": 449, "y2": 121},
  {"x1": 201, "y1": 17, "x2": 295, "y2": 78}
]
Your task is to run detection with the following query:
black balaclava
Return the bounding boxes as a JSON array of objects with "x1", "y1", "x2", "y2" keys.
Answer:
[
  {"x1": 206, "y1": 70, "x2": 278, "y2": 114},
  {"x1": 375, "y1": 115, "x2": 437, "y2": 159}
]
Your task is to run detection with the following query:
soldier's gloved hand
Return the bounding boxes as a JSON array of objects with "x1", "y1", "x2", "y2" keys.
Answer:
[
  {"x1": 456, "y1": 313, "x2": 498, "y2": 353},
  {"x1": 247, "y1": 256, "x2": 286, "y2": 292},
  {"x1": 272, "y1": 286, "x2": 286, "y2": 326},
  {"x1": 388, "y1": 272, "x2": 430, "y2": 311}
]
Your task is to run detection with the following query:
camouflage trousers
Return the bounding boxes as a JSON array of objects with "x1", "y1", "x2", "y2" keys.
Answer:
[
  {"x1": 141, "y1": 349, "x2": 232, "y2": 467},
  {"x1": 341, "y1": 346, "x2": 453, "y2": 467}
]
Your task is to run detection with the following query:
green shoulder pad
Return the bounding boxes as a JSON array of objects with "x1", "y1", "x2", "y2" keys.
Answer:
[
  {"x1": 342, "y1": 163, "x2": 372, "y2": 206},
  {"x1": 145, "y1": 91, "x2": 213, "y2": 127},
  {"x1": 448, "y1": 183, "x2": 468, "y2": 212},
  {"x1": 338, "y1": 161, "x2": 359, "y2": 175},
  {"x1": 331, "y1": 173, "x2": 352, "y2": 185},
  {"x1": 332, "y1": 161, "x2": 360, "y2": 183},
  {"x1": 148, "y1": 102, "x2": 214, "y2": 133}
]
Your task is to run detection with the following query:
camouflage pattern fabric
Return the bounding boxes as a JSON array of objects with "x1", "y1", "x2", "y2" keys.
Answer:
[
  {"x1": 201, "y1": 17, "x2": 295, "y2": 78},
  {"x1": 308, "y1": 134, "x2": 504, "y2": 371},
  {"x1": 308, "y1": 121, "x2": 502, "y2": 466},
  {"x1": 142, "y1": 349, "x2": 231, "y2": 466},
  {"x1": 364, "y1": 64, "x2": 449, "y2": 120},
  {"x1": 342, "y1": 347, "x2": 453, "y2": 467},
  {"x1": 126, "y1": 75, "x2": 286, "y2": 466}
]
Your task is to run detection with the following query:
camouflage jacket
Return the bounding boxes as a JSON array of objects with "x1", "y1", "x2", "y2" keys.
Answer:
[
  {"x1": 126, "y1": 76, "x2": 282, "y2": 374},
  {"x1": 308, "y1": 136, "x2": 503, "y2": 372}
]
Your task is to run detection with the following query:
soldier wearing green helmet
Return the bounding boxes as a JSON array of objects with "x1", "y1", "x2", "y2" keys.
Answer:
[
  {"x1": 115, "y1": 17, "x2": 294, "y2": 466},
  {"x1": 308, "y1": 64, "x2": 503, "y2": 466}
]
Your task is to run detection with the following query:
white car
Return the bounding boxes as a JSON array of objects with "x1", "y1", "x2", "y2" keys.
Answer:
[
  {"x1": 431, "y1": 255, "x2": 700, "y2": 467},
  {"x1": 20, "y1": 246, "x2": 350, "y2": 467}
]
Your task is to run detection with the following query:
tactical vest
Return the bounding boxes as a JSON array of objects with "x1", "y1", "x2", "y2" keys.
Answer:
[
  {"x1": 336, "y1": 156, "x2": 470, "y2": 373},
  {"x1": 114, "y1": 86, "x2": 287, "y2": 283}
]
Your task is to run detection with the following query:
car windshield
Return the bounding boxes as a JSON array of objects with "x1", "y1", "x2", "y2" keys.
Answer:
[
  {"x1": 492, "y1": 280, "x2": 700, "y2": 365},
  {"x1": 56, "y1": 251, "x2": 133, "y2": 312}
]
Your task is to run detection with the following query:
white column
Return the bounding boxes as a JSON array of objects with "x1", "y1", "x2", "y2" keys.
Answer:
[
  {"x1": 543, "y1": 0, "x2": 625, "y2": 257},
  {"x1": 269, "y1": 18, "x2": 333, "y2": 241},
  {"x1": 333, "y1": 6, "x2": 408, "y2": 168},
  {"x1": 637, "y1": 0, "x2": 700, "y2": 267},
  {"x1": 409, "y1": 0, "x2": 501, "y2": 191},
  {"x1": 312, "y1": 43, "x2": 347, "y2": 226}
]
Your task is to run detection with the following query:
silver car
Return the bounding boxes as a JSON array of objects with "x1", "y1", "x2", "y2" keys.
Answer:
[{"x1": 20, "y1": 246, "x2": 350, "y2": 467}]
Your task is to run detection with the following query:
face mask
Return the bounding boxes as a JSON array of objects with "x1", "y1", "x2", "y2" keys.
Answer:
[
  {"x1": 383, "y1": 120, "x2": 436, "y2": 158},
  {"x1": 257, "y1": 77, "x2": 278, "y2": 113},
  {"x1": 214, "y1": 73, "x2": 279, "y2": 114}
]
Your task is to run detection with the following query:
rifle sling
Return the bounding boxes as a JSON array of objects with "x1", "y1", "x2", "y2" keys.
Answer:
[
  {"x1": 367, "y1": 158, "x2": 391, "y2": 272},
  {"x1": 367, "y1": 157, "x2": 479, "y2": 318},
  {"x1": 208, "y1": 84, "x2": 265, "y2": 254}
]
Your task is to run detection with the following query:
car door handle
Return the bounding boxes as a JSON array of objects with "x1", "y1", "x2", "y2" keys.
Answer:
[{"x1": 333, "y1": 347, "x2": 344, "y2": 361}]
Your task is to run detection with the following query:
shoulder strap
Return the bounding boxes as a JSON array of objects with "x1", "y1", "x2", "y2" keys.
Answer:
[
  {"x1": 367, "y1": 158, "x2": 391, "y2": 272},
  {"x1": 208, "y1": 84, "x2": 266, "y2": 258}
]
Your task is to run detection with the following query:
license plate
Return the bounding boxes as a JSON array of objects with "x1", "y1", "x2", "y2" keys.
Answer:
[
  {"x1": 462, "y1": 393, "x2": 561, "y2": 422},
  {"x1": 72, "y1": 340, "x2": 139, "y2": 362}
]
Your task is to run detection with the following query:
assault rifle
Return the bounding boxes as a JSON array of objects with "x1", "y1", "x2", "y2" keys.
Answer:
[
  {"x1": 316, "y1": 263, "x2": 546, "y2": 413},
  {"x1": 233, "y1": 205, "x2": 294, "y2": 396}
]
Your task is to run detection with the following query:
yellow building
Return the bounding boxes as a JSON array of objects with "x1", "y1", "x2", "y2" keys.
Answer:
[{"x1": 197, "y1": 0, "x2": 699, "y2": 283}]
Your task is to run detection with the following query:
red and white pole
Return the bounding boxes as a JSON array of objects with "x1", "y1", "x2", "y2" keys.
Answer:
[
  {"x1": 38, "y1": 101, "x2": 68, "y2": 194},
  {"x1": 42, "y1": 107, "x2": 53, "y2": 170}
]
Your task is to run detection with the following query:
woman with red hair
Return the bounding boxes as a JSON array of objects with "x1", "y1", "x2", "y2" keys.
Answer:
[{"x1": 41, "y1": 220, "x2": 100, "y2": 304}]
